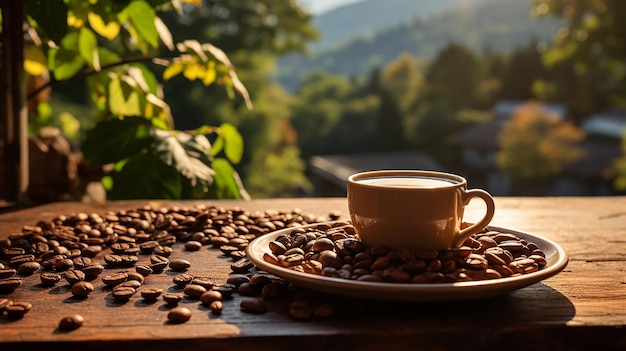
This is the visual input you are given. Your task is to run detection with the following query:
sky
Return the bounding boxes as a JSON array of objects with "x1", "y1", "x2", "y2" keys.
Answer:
[{"x1": 297, "y1": 0, "x2": 364, "y2": 15}]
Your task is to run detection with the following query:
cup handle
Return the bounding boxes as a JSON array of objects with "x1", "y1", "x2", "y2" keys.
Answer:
[{"x1": 453, "y1": 189, "x2": 495, "y2": 247}]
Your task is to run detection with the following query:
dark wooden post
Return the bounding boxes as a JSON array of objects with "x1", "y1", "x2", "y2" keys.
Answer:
[{"x1": 0, "y1": 0, "x2": 29, "y2": 205}]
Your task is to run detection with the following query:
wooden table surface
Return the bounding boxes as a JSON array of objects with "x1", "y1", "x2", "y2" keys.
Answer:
[{"x1": 0, "y1": 197, "x2": 624, "y2": 351}]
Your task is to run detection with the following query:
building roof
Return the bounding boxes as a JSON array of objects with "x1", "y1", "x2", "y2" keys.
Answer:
[{"x1": 310, "y1": 151, "x2": 445, "y2": 190}]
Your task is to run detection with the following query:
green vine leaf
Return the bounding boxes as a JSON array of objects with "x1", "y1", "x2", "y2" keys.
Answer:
[
  {"x1": 78, "y1": 27, "x2": 99, "y2": 70},
  {"x1": 210, "y1": 123, "x2": 243, "y2": 164},
  {"x1": 205, "y1": 158, "x2": 248, "y2": 200},
  {"x1": 121, "y1": 1, "x2": 159, "y2": 49},
  {"x1": 151, "y1": 129, "x2": 215, "y2": 191},
  {"x1": 82, "y1": 117, "x2": 152, "y2": 165},
  {"x1": 108, "y1": 153, "x2": 182, "y2": 200}
]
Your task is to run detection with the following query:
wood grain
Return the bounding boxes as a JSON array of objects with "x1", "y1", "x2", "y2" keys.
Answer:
[{"x1": 0, "y1": 197, "x2": 625, "y2": 351}]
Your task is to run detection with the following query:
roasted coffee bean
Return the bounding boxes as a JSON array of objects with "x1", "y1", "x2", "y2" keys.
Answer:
[
  {"x1": 70, "y1": 281, "x2": 95, "y2": 297},
  {"x1": 0, "y1": 268, "x2": 16, "y2": 279},
  {"x1": 103, "y1": 254, "x2": 123, "y2": 267},
  {"x1": 172, "y1": 273, "x2": 194, "y2": 287},
  {"x1": 135, "y1": 264, "x2": 153, "y2": 277},
  {"x1": 191, "y1": 277, "x2": 214, "y2": 289},
  {"x1": 72, "y1": 257, "x2": 91, "y2": 270},
  {"x1": 240, "y1": 297, "x2": 267, "y2": 314},
  {"x1": 289, "y1": 300, "x2": 312, "y2": 320},
  {"x1": 125, "y1": 271, "x2": 145, "y2": 284},
  {"x1": 162, "y1": 293, "x2": 184, "y2": 305},
  {"x1": 0, "y1": 277, "x2": 22, "y2": 292},
  {"x1": 209, "y1": 300, "x2": 223, "y2": 315},
  {"x1": 140, "y1": 287, "x2": 163, "y2": 301},
  {"x1": 64, "y1": 270, "x2": 86, "y2": 285},
  {"x1": 212, "y1": 283, "x2": 236, "y2": 298},
  {"x1": 226, "y1": 274, "x2": 250, "y2": 287},
  {"x1": 168, "y1": 258, "x2": 191, "y2": 272},
  {"x1": 117, "y1": 280, "x2": 142, "y2": 290},
  {"x1": 40, "y1": 272, "x2": 62, "y2": 286},
  {"x1": 153, "y1": 245, "x2": 173, "y2": 257},
  {"x1": 111, "y1": 286, "x2": 136, "y2": 302},
  {"x1": 167, "y1": 306, "x2": 191, "y2": 324},
  {"x1": 183, "y1": 284, "x2": 207, "y2": 299},
  {"x1": 238, "y1": 282, "x2": 262, "y2": 296},
  {"x1": 184, "y1": 240, "x2": 202, "y2": 251},
  {"x1": 82, "y1": 264, "x2": 105, "y2": 279},
  {"x1": 81, "y1": 245, "x2": 102, "y2": 258},
  {"x1": 58, "y1": 314, "x2": 85, "y2": 331},
  {"x1": 261, "y1": 282, "x2": 285, "y2": 299},
  {"x1": 200, "y1": 290, "x2": 222, "y2": 306},
  {"x1": 17, "y1": 261, "x2": 41, "y2": 276},
  {"x1": 101, "y1": 272, "x2": 129, "y2": 287},
  {"x1": 5, "y1": 301, "x2": 32, "y2": 318},
  {"x1": 139, "y1": 240, "x2": 159, "y2": 254},
  {"x1": 230, "y1": 258, "x2": 254, "y2": 273}
]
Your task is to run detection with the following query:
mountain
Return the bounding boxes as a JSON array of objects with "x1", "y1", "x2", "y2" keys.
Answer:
[
  {"x1": 311, "y1": 0, "x2": 490, "y2": 52},
  {"x1": 277, "y1": 0, "x2": 563, "y2": 91}
]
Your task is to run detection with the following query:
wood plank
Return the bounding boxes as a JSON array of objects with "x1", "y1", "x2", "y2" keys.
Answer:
[{"x1": 0, "y1": 197, "x2": 625, "y2": 350}]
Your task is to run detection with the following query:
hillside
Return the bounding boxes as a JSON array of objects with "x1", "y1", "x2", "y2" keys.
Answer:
[
  {"x1": 277, "y1": 0, "x2": 563, "y2": 91},
  {"x1": 311, "y1": 0, "x2": 490, "y2": 51}
]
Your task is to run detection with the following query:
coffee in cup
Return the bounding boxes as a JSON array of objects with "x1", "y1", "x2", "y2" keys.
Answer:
[{"x1": 347, "y1": 170, "x2": 495, "y2": 250}]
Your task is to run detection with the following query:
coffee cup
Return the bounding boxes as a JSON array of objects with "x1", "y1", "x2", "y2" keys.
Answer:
[{"x1": 347, "y1": 170, "x2": 495, "y2": 250}]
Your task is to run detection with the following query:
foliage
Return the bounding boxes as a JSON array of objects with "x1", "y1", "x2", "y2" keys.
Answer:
[
  {"x1": 19, "y1": 0, "x2": 270, "y2": 200},
  {"x1": 614, "y1": 133, "x2": 626, "y2": 190},
  {"x1": 496, "y1": 102, "x2": 584, "y2": 183},
  {"x1": 532, "y1": 0, "x2": 626, "y2": 120}
]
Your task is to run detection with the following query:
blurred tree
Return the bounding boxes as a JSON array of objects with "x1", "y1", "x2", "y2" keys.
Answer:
[
  {"x1": 614, "y1": 133, "x2": 626, "y2": 191},
  {"x1": 424, "y1": 43, "x2": 482, "y2": 108},
  {"x1": 155, "y1": 0, "x2": 319, "y2": 198},
  {"x1": 499, "y1": 42, "x2": 549, "y2": 100},
  {"x1": 496, "y1": 102, "x2": 584, "y2": 193},
  {"x1": 532, "y1": 0, "x2": 626, "y2": 122}
]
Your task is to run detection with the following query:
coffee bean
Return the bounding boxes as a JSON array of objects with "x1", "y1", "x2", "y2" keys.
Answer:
[
  {"x1": 240, "y1": 297, "x2": 267, "y2": 314},
  {"x1": 82, "y1": 264, "x2": 105, "y2": 278},
  {"x1": 212, "y1": 284, "x2": 236, "y2": 298},
  {"x1": 226, "y1": 274, "x2": 250, "y2": 287},
  {"x1": 54, "y1": 258, "x2": 74, "y2": 272},
  {"x1": 40, "y1": 272, "x2": 62, "y2": 286},
  {"x1": 70, "y1": 281, "x2": 94, "y2": 297},
  {"x1": 135, "y1": 264, "x2": 153, "y2": 277},
  {"x1": 64, "y1": 269, "x2": 86, "y2": 285},
  {"x1": 101, "y1": 272, "x2": 128, "y2": 287},
  {"x1": 209, "y1": 300, "x2": 223, "y2": 315},
  {"x1": 172, "y1": 273, "x2": 194, "y2": 287},
  {"x1": 168, "y1": 258, "x2": 191, "y2": 272},
  {"x1": 191, "y1": 276, "x2": 214, "y2": 289},
  {"x1": 0, "y1": 278, "x2": 22, "y2": 292},
  {"x1": 230, "y1": 258, "x2": 254, "y2": 273},
  {"x1": 200, "y1": 290, "x2": 222, "y2": 306},
  {"x1": 183, "y1": 284, "x2": 207, "y2": 299},
  {"x1": 0, "y1": 268, "x2": 17, "y2": 279},
  {"x1": 162, "y1": 293, "x2": 184, "y2": 305},
  {"x1": 0, "y1": 297, "x2": 10, "y2": 312},
  {"x1": 140, "y1": 287, "x2": 163, "y2": 301},
  {"x1": 167, "y1": 306, "x2": 191, "y2": 323},
  {"x1": 59, "y1": 314, "x2": 85, "y2": 331},
  {"x1": 5, "y1": 301, "x2": 32, "y2": 318},
  {"x1": 111, "y1": 286, "x2": 136, "y2": 302},
  {"x1": 184, "y1": 240, "x2": 202, "y2": 251}
]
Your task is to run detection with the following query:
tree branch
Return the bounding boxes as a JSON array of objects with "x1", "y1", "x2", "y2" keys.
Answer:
[{"x1": 27, "y1": 56, "x2": 172, "y2": 101}]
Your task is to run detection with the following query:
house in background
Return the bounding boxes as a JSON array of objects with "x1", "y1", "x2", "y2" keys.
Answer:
[
  {"x1": 450, "y1": 101, "x2": 625, "y2": 196},
  {"x1": 309, "y1": 151, "x2": 445, "y2": 196}
]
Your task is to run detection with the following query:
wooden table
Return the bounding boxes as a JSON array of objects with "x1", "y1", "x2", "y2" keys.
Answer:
[{"x1": 0, "y1": 197, "x2": 624, "y2": 350}]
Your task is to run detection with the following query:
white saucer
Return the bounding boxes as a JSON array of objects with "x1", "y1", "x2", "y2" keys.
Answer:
[{"x1": 245, "y1": 223, "x2": 568, "y2": 302}]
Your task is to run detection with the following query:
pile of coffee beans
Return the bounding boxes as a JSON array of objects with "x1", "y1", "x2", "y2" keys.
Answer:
[
  {"x1": 0, "y1": 204, "x2": 340, "y2": 323},
  {"x1": 263, "y1": 221, "x2": 548, "y2": 283}
]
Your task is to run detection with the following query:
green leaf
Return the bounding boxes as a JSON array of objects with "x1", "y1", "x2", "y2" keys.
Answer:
[
  {"x1": 78, "y1": 28, "x2": 99, "y2": 69},
  {"x1": 151, "y1": 129, "x2": 215, "y2": 191},
  {"x1": 82, "y1": 117, "x2": 152, "y2": 165},
  {"x1": 96, "y1": 47, "x2": 122, "y2": 66},
  {"x1": 205, "y1": 158, "x2": 247, "y2": 199},
  {"x1": 48, "y1": 48, "x2": 85, "y2": 80},
  {"x1": 124, "y1": 1, "x2": 159, "y2": 48},
  {"x1": 108, "y1": 77, "x2": 143, "y2": 116},
  {"x1": 163, "y1": 61, "x2": 185, "y2": 80},
  {"x1": 24, "y1": 0, "x2": 68, "y2": 44},
  {"x1": 213, "y1": 123, "x2": 243, "y2": 164},
  {"x1": 108, "y1": 153, "x2": 182, "y2": 199}
]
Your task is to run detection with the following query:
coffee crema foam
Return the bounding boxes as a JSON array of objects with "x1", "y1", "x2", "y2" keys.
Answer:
[{"x1": 356, "y1": 176, "x2": 457, "y2": 188}]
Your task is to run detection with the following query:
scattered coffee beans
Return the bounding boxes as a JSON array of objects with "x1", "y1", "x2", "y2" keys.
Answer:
[
  {"x1": 167, "y1": 306, "x2": 191, "y2": 324},
  {"x1": 58, "y1": 314, "x2": 85, "y2": 331}
]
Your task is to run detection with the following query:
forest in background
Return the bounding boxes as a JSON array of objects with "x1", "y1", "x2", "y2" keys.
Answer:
[{"x1": 28, "y1": 0, "x2": 626, "y2": 199}]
